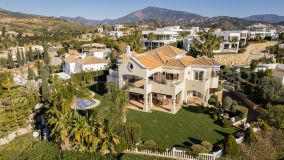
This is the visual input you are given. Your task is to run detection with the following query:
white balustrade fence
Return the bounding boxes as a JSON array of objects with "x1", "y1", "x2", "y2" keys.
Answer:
[{"x1": 128, "y1": 145, "x2": 216, "y2": 160}]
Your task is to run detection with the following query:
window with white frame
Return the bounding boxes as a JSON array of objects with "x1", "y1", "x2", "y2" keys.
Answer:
[{"x1": 194, "y1": 71, "x2": 204, "y2": 81}]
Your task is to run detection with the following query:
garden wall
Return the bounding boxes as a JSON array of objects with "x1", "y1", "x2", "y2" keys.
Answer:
[{"x1": 229, "y1": 90, "x2": 266, "y2": 116}]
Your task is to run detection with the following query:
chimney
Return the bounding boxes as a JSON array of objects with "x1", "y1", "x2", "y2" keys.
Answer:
[{"x1": 126, "y1": 45, "x2": 131, "y2": 57}]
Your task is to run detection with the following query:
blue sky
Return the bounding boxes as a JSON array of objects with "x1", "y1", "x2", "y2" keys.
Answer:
[{"x1": 0, "y1": 0, "x2": 283, "y2": 20}]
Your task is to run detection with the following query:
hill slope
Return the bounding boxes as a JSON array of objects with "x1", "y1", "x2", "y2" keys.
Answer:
[
  {"x1": 245, "y1": 14, "x2": 284, "y2": 23},
  {"x1": 0, "y1": 8, "x2": 92, "y2": 32}
]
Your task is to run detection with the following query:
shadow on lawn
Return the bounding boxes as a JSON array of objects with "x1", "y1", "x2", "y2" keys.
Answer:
[
  {"x1": 174, "y1": 137, "x2": 202, "y2": 149},
  {"x1": 89, "y1": 83, "x2": 107, "y2": 96}
]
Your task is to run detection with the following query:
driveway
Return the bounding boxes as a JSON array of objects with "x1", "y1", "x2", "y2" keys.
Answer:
[{"x1": 48, "y1": 48, "x2": 62, "y2": 66}]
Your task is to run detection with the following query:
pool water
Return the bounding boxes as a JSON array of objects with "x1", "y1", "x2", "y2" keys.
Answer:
[{"x1": 75, "y1": 98, "x2": 97, "y2": 109}]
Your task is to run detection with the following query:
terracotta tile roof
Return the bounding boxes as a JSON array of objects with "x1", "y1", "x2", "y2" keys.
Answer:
[
  {"x1": 119, "y1": 51, "x2": 138, "y2": 61},
  {"x1": 134, "y1": 53, "x2": 163, "y2": 70},
  {"x1": 64, "y1": 55, "x2": 109, "y2": 65},
  {"x1": 190, "y1": 56, "x2": 219, "y2": 66},
  {"x1": 77, "y1": 57, "x2": 109, "y2": 65},
  {"x1": 121, "y1": 45, "x2": 219, "y2": 70}
]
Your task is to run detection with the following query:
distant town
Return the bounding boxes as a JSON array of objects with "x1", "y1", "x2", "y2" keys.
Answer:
[{"x1": 0, "y1": 4, "x2": 284, "y2": 160}]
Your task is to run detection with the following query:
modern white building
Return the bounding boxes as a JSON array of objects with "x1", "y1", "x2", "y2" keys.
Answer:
[
  {"x1": 63, "y1": 53, "x2": 109, "y2": 74},
  {"x1": 142, "y1": 26, "x2": 191, "y2": 49},
  {"x1": 116, "y1": 45, "x2": 220, "y2": 114},
  {"x1": 248, "y1": 29, "x2": 278, "y2": 40},
  {"x1": 107, "y1": 31, "x2": 124, "y2": 38},
  {"x1": 213, "y1": 30, "x2": 248, "y2": 53}
]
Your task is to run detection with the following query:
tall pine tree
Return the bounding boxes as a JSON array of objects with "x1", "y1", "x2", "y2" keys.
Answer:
[
  {"x1": 43, "y1": 46, "x2": 50, "y2": 64},
  {"x1": 16, "y1": 49, "x2": 22, "y2": 67},
  {"x1": 8, "y1": 53, "x2": 14, "y2": 68},
  {"x1": 20, "y1": 51, "x2": 25, "y2": 66},
  {"x1": 27, "y1": 65, "x2": 34, "y2": 80},
  {"x1": 41, "y1": 65, "x2": 49, "y2": 101}
]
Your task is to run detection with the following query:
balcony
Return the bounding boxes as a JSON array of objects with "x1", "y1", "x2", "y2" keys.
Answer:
[
  {"x1": 150, "y1": 80, "x2": 184, "y2": 95},
  {"x1": 187, "y1": 79, "x2": 209, "y2": 94}
]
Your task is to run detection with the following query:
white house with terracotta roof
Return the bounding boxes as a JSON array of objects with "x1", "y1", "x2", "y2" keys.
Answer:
[
  {"x1": 117, "y1": 45, "x2": 220, "y2": 114},
  {"x1": 63, "y1": 53, "x2": 109, "y2": 74}
]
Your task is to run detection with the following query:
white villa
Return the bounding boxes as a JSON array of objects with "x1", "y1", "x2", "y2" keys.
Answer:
[
  {"x1": 142, "y1": 26, "x2": 191, "y2": 49},
  {"x1": 117, "y1": 45, "x2": 220, "y2": 114},
  {"x1": 214, "y1": 30, "x2": 248, "y2": 53},
  {"x1": 63, "y1": 53, "x2": 109, "y2": 74},
  {"x1": 248, "y1": 29, "x2": 278, "y2": 40}
]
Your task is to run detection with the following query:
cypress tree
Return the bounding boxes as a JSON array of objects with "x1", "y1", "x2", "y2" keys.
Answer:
[
  {"x1": 25, "y1": 52, "x2": 30, "y2": 62},
  {"x1": 28, "y1": 46, "x2": 34, "y2": 62},
  {"x1": 8, "y1": 53, "x2": 14, "y2": 68},
  {"x1": 43, "y1": 46, "x2": 50, "y2": 64},
  {"x1": 20, "y1": 51, "x2": 25, "y2": 66},
  {"x1": 16, "y1": 49, "x2": 22, "y2": 66},
  {"x1": 1, "y1": 27, "x2": 6, "y2": 37},
  {"x1": 27, "y1": 66, "x2": 34, "y2": 80},
  {"x1": 244, "y1": 127, "x2": 257, "y2": 144},
  {"x1": 41, "y1": 66, "x2": 49, "y2": 100},
  {"x1": 224, "y1": 135, "x2": 240, "y2": 157}
]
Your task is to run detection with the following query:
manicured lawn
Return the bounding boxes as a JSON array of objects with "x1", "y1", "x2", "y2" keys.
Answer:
[{"x1": 127, "y1": 107, "x2": 238, "y2": 148}]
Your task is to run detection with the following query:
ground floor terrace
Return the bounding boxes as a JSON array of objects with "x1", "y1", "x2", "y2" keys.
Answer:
[
  {"x1": 128, "y1": 92, "x2": 184, "y2": 114},
  {"x1": 127, "y1": 107, "x2": 238, "y2": 148}
]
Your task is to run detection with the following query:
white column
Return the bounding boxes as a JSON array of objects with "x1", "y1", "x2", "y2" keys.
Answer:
[
  {"x1": 171, "y1": 98, "x2": 176, "y2": 114},
  {"x1": 144, "y1": 96, "x2": 148, "y2": 112},
  {"x1": 149, "y1": 93, "x2": 153, "y2": 108}
]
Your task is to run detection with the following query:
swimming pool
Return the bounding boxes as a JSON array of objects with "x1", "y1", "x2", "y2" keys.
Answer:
[{"x1": 73, "y1": 98, "x2": 100, "y2": 110}]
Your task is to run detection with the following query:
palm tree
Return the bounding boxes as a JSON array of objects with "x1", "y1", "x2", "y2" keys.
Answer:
[
  {"x1": 148, "y1": 32, "x2": 156, "y2": 50},
  {"x1": 191, "y1": 29, "x2": 221, "y2": 58},
  {"x1": 179, "y1": 31, "x2": 191, "y2": 39}
]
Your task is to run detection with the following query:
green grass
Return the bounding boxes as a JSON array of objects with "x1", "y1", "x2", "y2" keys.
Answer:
[{"x1": 127, "y1": 107, "x2": 238, "y2": 148}]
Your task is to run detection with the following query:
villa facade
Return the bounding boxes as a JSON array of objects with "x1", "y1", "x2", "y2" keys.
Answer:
[{"x1": 117, "y1": 45, "x2": 220, "y2": 114}]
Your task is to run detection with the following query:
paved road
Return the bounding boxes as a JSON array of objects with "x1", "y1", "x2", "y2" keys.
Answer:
[{"x1": 48, "y1": 48, "x2": 62, "y2": 66}]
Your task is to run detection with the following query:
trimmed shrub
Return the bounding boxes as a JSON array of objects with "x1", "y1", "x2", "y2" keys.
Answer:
[
  {"x1": 262, "y1": 122, "x2": 270, "y2": 133},
  {"x1": 201, "y1": 141, "x2": 213, "y2": 152},
  {"x1": 235, "y1": 105, "x2": 248, "y2": 118},
  {"x1": 143, "y1": 140, "x2": 157, "y2": 147},
  {"x1": 221, "y1": 118, "x2": 233, "y2": 128},
  {"x1": 191, "y1": 144, "x2": 209, "y2": 155},
  {"x1": 224, "y1": 135, "x2": 240, "y2": 157},
  {"x1": 213, "y1": 114, "x2": 218, "y2": 121},
  {"x1": 244, "y1": 127, "x2": 257, "y2": 144},
  {"x1": 115, "y1": 122, "x2": 141, "y2": 148},
  {"x1": 222, "y1": 96, "x2": 233, "y2": 111}
]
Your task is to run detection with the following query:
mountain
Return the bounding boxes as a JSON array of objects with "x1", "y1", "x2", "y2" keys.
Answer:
[
  {"x1": 61, "y1": 6, "x2": 204, "y2": 25},
  {"x1": 112, "y1": 6, "x2": 204, "y2": 23},
  {"x1": 0, "y1": 8, "x2": 40, "y2": 19},
  {"x1": 245, "y1": 14, "x2": 284, "y2": 23},
  {"x1": 0, "y1": 8, "x2": 93, "y2": 32},
  {"x1": 60, "y1": 16, "x2": 102, "y2": 25}
]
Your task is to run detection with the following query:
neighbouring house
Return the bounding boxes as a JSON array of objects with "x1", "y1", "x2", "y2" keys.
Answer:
[
  {"x1": 97, "y1": 27, "x2": 104, "y2": 33},
  {"x1": 79, "y1": 33, "x2": 93, "y2": 42},
  {"x1": 116, "y1": 45, "x2": 220, "y2": 114},
  {"x1": 141, "y1": 26, "x2": 190, "y2": 49},
  {"x1": 248, "y1": 29, "x2": 278, "y2": 40},
  {"x1": 81, "y1": 43, "x2": 111, "y2": 59},
  {"x1": 113, "y1": 24, "x2": 125, "y2": 31},
  {"x1": 63, "y1": 53, "x2": 109, "y2": 74},
  {"x1": 235, "y1": 63, "x2": 284, "y2": 85},
  {"x1": 107, "y1": 31, "x2": 123, "y2": 38},
  {"x1": 213, "y1": 30, "x2": 248, "y2": 53}
]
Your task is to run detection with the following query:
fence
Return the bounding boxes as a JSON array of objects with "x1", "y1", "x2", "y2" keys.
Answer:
[
  {"x1": 127, "y1": 145, "x2": 217, "y2": 160},
  {"x1": 127, "y1": 128, "x2": 261, "y2": 160}
]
